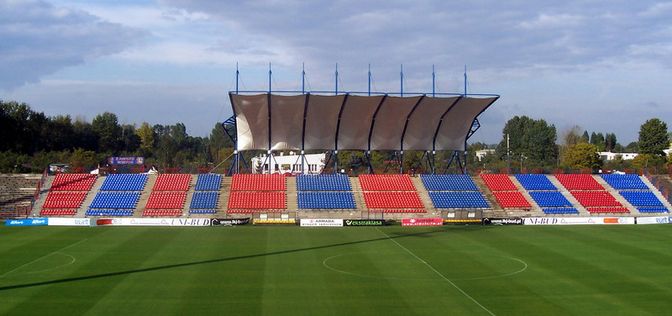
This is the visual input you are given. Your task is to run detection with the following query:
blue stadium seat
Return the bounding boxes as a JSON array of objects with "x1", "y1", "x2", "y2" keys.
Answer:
[
  {"x1": 89, "y1": 192, "x2": 141, "y2": 209},
  {"x1": 189, "y1": 209, "x2": 218, "y2": 214},
  {"x1": 190, "y1": 191, "x2": 219, "y2": 209},
  {"x1": 297, "y1": 174, "x2": 351, "y2": 191},
  {"x1": 636, "y1": 207, "x2": 669, "y2": 213},
  {"x1": 298, "y1": 192, "x2": 356, "y2": 209},
  {"x1": 420, "y1": 174, "x2": 478, "y2": 191},
  {"x1": 428, "y1": 191, "x2": 489, "y2": 208},
  {"x1": 600, "y1": 174, "x2": 648, "y2": 190},
  {"x1": 529, "y1": 191, "x2": 572, "y2": 207},
  {"x1": 85, "y1": 209, "x2": 134, "y2": 216},
  {"x1": 542, "y1": 207, "x2": 579, "y2": 214},
  {"x1": 195, "y1": 174, "x2": 222, "y2": 191},
  {"x1": 619, "y1": 191, "x2": 665, "y2": 207},
  {"x1": 100, "y1": 174, "x2": 148, "y2": 191},
  {"x1": 515, "y1": 174, "x2": 557, "y2": 191}
]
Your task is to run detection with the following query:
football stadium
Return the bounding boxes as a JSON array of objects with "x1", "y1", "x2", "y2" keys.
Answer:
[{"x1": 2, "y1": 78, "x2": 672, "y2": 315}]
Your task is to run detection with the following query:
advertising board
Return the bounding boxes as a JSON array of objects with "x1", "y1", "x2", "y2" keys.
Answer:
[
  {"x1": 401, "y1": 218, "x2": 443, "y2": 227},
  {"x1": 48, "y1": 218, "x2": 91, "y2": 226},
  {"x1": 300, "y1": 219, "x2": 344, "y2": 227},
  {"x1": 211, "y1": 218, "x2": 251, "y2": 226},
  {"x1": 636, "y1": 216, "x2": 670, "y2": 225},
  {"x1": 4, "y1": 218, "x2": 48, "y2": 226},
  {"x1": 482, "y1": 217, "x2": 523, "y2": 225},
  {"x1": 96, "y1": 218, "x2": 211, "y2": 226},
  {"x1": 343, "y1": 219, "x2": 386, "y2": 226},
  {"x1": 108, "y1": 156, "x2": 144, "y2": 165},
  {"x1": 523, "y1": 217, "x2": 636, "y2": 225}
]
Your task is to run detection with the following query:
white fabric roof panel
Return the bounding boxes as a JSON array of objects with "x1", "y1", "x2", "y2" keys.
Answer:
[
  {"x1": 370, "y1": 96, "x2": 422, "y2": 150},
  {"x1": 304, "y1": 94, "x2": 344, "y2": 150},
  {"x1": 231, "y1": 94, "x2": 269, "y2": 151},
  {"x1": 336, "y1": 95, "x2": 383, "y2": 150},
  {"x1": 402, "y1": 96, "x2": 460, "y2": 151},
  {"x1": 230, "y1": 93, "x2": 496, "y2": 151},
  {"x1": 434, "y1": 97, "x2": 498, "y2": 151},
  {"x1": 270, "y1": 95, "x2": 305, "y2": 150}
]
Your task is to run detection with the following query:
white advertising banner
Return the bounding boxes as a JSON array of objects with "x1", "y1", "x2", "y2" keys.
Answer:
[
  {"x1": 300, "y1": 219, "x2": 344, "y2": 227},
  {"x1": 96, "y1": 218, "x2": 211, "y2": 226},
  {"x1": 636, "y1": 216, "x2": 670, "y2": 225},
  {"x1": 523, "y1": 217, "x2": 636, "y2": 226},
  {"x1": 48, "y1": 218, "x2": 91, "y2": 226}
]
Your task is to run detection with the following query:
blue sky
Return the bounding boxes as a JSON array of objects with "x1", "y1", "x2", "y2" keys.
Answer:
[{"x1": 1, "y1": 0, "x2": 671, "y2": 144}]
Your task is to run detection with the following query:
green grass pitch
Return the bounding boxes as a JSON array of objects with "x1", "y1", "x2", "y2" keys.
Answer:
[{"x1": 1, "y1": 225, "x2": 671, "y2": 315}]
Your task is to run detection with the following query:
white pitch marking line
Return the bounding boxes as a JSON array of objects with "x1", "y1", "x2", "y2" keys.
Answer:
[
  {"x1": 0, "y1": 238, "x2": 87, "y2": 278},
  {"x1": 375, "y1": 228, "x2": 496, "y2": 316}
]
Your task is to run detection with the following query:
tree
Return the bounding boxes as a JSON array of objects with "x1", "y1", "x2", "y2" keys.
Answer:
[
  {"x1": 625, "y1": 141, "x2": 639, "y2": 153},
  {"x1": 605, "y1": 133, "x2": 617, "y2": 152},
  {"x1": 92, "y1": 112, "x2": 122, "y2": 153},
  {"x1": 495, "y1": 116, "x2": 558, "y2": 169},
  {"x1": 561, "y1": 143, "x2": 602, "y2": 170},
  {"x1": 562, "y1": 126, "x2": 584, "y2": 147},
  {"x1": 638, "y1": 118, "x2": 669, "y2": 156},
  {"x1": 136, "y1": 122, "x2": 155, "y2": 154},
  {"x1": 590, "y1": 132, "x2": 605, "y2": 151},
  {"x1": 581, "y1": 131, "x2": 590, "y2": 143}
]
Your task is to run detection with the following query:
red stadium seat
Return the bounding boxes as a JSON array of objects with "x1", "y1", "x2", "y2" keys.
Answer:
[
  {"x1": 363, "y1": 192, "x2": 423, "y2": 209},
  {"x1": 50, "y1": 174, "x2": 97, "y2": 191},
  {"x1": 480, "y1": 174, "x2": 517, "y2": 191},
  {"x1": 230, "y1": 174, "x2": 286, "y2": 191},
  {"x1": 145, "y1": 192, "x2": 187, "y2": 209},
  {"x1": 492, "y1": 191, "x2": 531, "y2": 209},
  {"x1": 153, "y1": 174, "x2": 191, "y2": 191},
  {"x1": 227, "y1": 191, "x2": 286, "y2": 209},
  {"x1": 359, "y1": 174, "x2": 416, "y2": 191},
  {"x1": 554, "y1": 174, "x2": 604, "y2": 191}
]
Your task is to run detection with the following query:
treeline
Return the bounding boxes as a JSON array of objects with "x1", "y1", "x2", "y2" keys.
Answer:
[
  {"x1": 471, "y1": 116, "x2": 671, "y2": 173},
  {"x1": 0, "y1": 100, "x2": 233, "y2": 173}
]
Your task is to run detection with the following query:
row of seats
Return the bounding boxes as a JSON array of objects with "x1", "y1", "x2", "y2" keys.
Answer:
[
  {"x1": 555, "y1": 174, "x2": 603, "y2": 191},
  {"x1": 189, "y1": 209, "x2": 217, "y2": 214},
  {"x1": 529, "y1": 191, "x2": 572, "y2": 207},
  {"x1": 359, "y1": 174, "x2": 415, "y2": 191},
  {"x1": 143, "y1": 209, "x2": 182, "y2": 217},
  {"x1": 429, "y1": 192, "x2": 489, "y2": 208},
  {"x1": 231, "y1": 174, "x2": 286, "y2": 191},
  {"x1": 86, "y1": 209, "x2": 134, "y2": 216},
  {"x1": 297, "y1": 174, "x2": 351, "y2": 191},
  {"x1": 190, "y1": 192, "x2": 219, "y2": 209},
  {"x1": 298, "y1": 192, "x2": 356, "y2": 209},
  {"x1": 195, "y1": 174, "x2": 222, "y2": 191},
  {"x1": 50, "y1": 174, "x2": 97, "y2": 191},
  {"x1": 586, "y1": 207, "x2": 629, "y2": 214},
  {"x1": 363, "y1": 192, "x2": 423, "y2": 209},
  {"x1": 40, "y1": 209, "x2": 77, "y2": 216},
  {"x1": 145, "y1": 192, "x2": 187, "y2": 209},
  {"x1": 89, "y1": 192, "x2": 140, "y2": 209},
  {"x1": 542, "y1": 207, "x2": 579, "y2": 214},
  {"x1": 101, "y1": 174, "x2": 147, "y2": 191},
  {"x1": 601, "y1": 174, "x2": 648, "y2": 190},
  {"x1": 228, "y1": 191, "x2": 286, "y2": 209},
  {"x1": 492, "y1": 191, "x2": 531, "y2": 208},
  {"x1": 515, "y1": 174, "x2": 556, "y2": 191},
  {"x1": 43, "y1": 192, "x2": 87, "y2": 209},
  {"x1": 420, "y1": 174, "x2": 479, "y2": 191},
  {"x1": 571, "y1": 191, "x2": 622, "y2": 207},
  {"x1": 153, "y1": 174, "x2": 192, "y2": 191},
  {"x1": 480, "y1": 174, "x2": 517, "y2": 191}
]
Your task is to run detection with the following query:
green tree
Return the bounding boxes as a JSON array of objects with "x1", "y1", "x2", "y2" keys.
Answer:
[
  {"x1": 638, "y1": 118, "x2": 669, "y2": 156},
  {"x1": 590, "y1": 132, "x2": 605, "y2": 151},
  {"x1": 69, "y1": 148, "x2": 98, "y2": 169},
  {"x1": 581, "y1": 131, "x2": 590, "y2": 143},
  {"x1": 605, "y1": 133, "x2": 617, "y2": 152},
  {"x1": 561, "y1": 143, "x2": 602, "y2": 170},
  {"x1": 136, "y1": 122, "x2": 155, "y2": 154},
  {"x1": 92, "y1": 112, "x2": 122, "y2": 153},
  {"x1": 495, "y1": 116, "x2": 558, "y2": 169}
]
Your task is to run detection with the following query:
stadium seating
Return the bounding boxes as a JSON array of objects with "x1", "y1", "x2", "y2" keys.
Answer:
[
  {"x1": 554, "y1": 174, "x2": 603, "y2": 191},
  {"x1": 49, "y1": 174, "x2": 97, "y2": 191},
  {"x1": 480, "y1": 174, "x2": 517, "y2": 191},
  {"x1": 619, "y1": 191, "x2": 669, "y2": 213},
  {"x1": 100, "y1": 174, "x2": 148, "y2": 191},
  {"x1": 600, "y1": 174, "x2": 648, "y2": 190},
  {"x1": 228, "y1": 191, "x2": 286, "y2": 209},
  {"x1": 40, "y1": 209, "x2": 77, "y2": 216},
  {"x1": 420, "y1": 174, "x2": 478, "y2": 191},
  {"x1": 42, "y1": 192, "x2": 87, "y2": 209},
  {"x1": 89, "y1": 192, "x2": 141, "y2": 209},
  {"x1": 492, "y1": 191, "x2": 531, "y2": 208},
  {"x1": 359, "y1": 174, "x2": 415, "y2": 191},
  {"x1": 637, "y1": 207, "x2": 670, "y2": 213},
  {"x1": 142, "y1": 209, "x2": 183, "y2": 217},
  {"x1": 189, "y1": 209, "x2": 218, "y2": 214},
  {"x1": 514, "y1": 174, "x2": 557, "y2": 191},
  {"x1": 529, "y1": 191, "x2": 572, "y2": 207},
  {"x1": 231, "y1": 174, "x2": 286, "y2": 191},
  {"x1": 297, "y1": 174, "x2": 351, "y2": 191},
  {"x1": 190, "y1": 191, "x2": 219, "y2": 209},
  {"x1": 298, "y1": 192, "x2": 356, "y2": 209},
  {"x1": 153, "y1": 174, "x2": 191, "y2": 191},
  {"x1": 429, "y1": 191, "x2": 489, "y2": 208},
  {"x1": 227, "y1": 209, "x2": 284, "y2": 214},
  {"x1": 586, "y1": 207, "x2": 629, "y2": 214},
  {"x1": 378, "y1": 209, "x2": 427, "y2": 213},
  {"x1": 571, "y1": 191, "x2": 622, "y2": 207},
  {"x1": 195, "y1": 174, "x2": 222, "y2": 191},
  {"x1": 363, "y1": 192, "x2": 423, "y2": 209},
  {"x1": 542, "y1": 207, "x2": 579, "y2": 215},
  {"x1": 145, "y1": 192, "x2": 187, "y2": 209},
  {"x1": 85, "y1": 209, "x2": 134, "y2": 216}
]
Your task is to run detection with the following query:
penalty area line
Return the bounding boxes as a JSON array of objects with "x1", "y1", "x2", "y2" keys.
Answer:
[
  {"x1": 375, "y1": 228, "x2": 496, "y2": 316},
  {"x1": 0, "y1": 238, "x2": 87, "y2": 278}
]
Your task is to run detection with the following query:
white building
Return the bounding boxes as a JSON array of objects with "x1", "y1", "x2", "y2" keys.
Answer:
[
  {"x1": 475, "y1": 149, "x2": 495, "y2": 161},
  {"x1": 600, "y1": 149, "x2": 671, "y2": 161},
  {"x1": 251, "y1": 152, "x2": 326, "y2": 174}
]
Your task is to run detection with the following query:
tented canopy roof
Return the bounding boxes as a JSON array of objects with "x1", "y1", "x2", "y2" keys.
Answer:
[{"x1": 230, "y1": 93, "x2": 497, "y2": 152}]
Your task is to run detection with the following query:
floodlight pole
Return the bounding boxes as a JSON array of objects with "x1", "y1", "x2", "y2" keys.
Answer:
[
  {"x1": 400, "y1": 64, "x2": 404, "y2": 97},
  {"x1": 301, "y1": 62, "x2": 305, "y2": 94},
  {"x1": 368, "y1": 64, "x2": 371, "y2": 96},
  {"x1": 235, "y1": 62, "x2": 239, "y2": 94},
  {"x1": 464, "y1": 65, "x2": 467, "y2": 96},
  {"x1": 432, "y1": 64, "x2": 435, "y2": 97},
  {"x1": 268, "y1": 62, "x2": 272, "y2": 93},
  {"x1": 335, "y1": 63, "x2": 339, "y2": 95}
]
